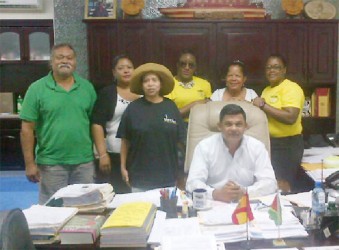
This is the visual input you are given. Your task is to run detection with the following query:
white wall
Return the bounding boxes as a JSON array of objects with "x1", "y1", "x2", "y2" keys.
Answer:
[{"x1": 0, "y1": 0, "x2": 54, "y2": 19}]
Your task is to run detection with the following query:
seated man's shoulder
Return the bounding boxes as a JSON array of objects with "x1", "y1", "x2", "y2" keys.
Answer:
[{"x1": 244, "y1": 134, "x2": 265, "y2": 148}]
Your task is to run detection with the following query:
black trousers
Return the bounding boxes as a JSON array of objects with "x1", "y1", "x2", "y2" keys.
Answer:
[
  {"x1": 95, "y1": 152, "x2": 131, "y2": 194},
  {"x1": 270, "y1": 134, "x2": 304, "y2": 192}
]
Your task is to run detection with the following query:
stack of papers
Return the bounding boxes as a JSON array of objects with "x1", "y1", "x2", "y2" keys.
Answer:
[
  {"x1": 197, "y1": 201, "x2": 308, "y2": 243},
  {"x1": 100, "y1": 202, "x2": 157, "y2": 248},
  {"x1": 306, "y1": 169, "x2": 338, "y2": 182},
  {"x1": 48, "y1": 183, "x2": 115, "y2": 212},
  {"x1": 23, "y1": 205, "x2": 78, "y2": 244},
  {"x1": 107, "y1": 187, "x2": 185, "y2": 208}
]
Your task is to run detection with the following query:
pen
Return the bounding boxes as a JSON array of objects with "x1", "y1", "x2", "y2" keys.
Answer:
[{"x1": 171, "y1": 187, "x2": 177, "y2": 199}]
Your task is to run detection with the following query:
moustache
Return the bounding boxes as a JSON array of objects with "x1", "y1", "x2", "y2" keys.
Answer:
[{"x1": 58, "y1": 64, "x2": 71, "y2": 69}]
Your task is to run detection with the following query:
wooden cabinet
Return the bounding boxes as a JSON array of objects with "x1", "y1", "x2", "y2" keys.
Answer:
[
  {"x1": 308, "y1": 23, "x2": 337, "y2": 86},
  {"x1": 0, "y1": 20, "x2": 54, "y2": 94},
  {"x1": 216, "y1": 22, "x2": 276, "y2": 93},
  {"x1": 85, "y1": 19, "x2": 337, "y2": 135},
  {"x1": 277, "y1": 21, "x2": 337, "y2": 87}
]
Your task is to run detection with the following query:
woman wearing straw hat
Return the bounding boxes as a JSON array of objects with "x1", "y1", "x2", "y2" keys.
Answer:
[{"x1": 117, "y1": 63, "x2": 186, "y2": 192}]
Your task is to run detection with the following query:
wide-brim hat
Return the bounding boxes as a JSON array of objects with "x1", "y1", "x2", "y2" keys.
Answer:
[{"x1": 130, "y1": 63, "x2": 174, "y2": 96}]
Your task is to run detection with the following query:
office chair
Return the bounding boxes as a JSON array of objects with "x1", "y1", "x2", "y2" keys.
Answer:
[
  {"x1": 0, "y1": 208, "x2": 35, "y2": 250},
  {"x1": 184, "y1": 101, "x2": 270, "y2": 173}
]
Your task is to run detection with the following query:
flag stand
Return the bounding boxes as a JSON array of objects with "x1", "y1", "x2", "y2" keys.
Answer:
[{"x1": 270, "y1": 191, "x2": 286, "y2": 247}]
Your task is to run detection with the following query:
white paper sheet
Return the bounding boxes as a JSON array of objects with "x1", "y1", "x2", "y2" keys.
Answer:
[
  {"x1": 282, "y1": 192, "x2": 312, "y2": 208},
  {"x1": 148, "y1": 214, "x2": 201, "y2": 245},
  {"x1": 108, "y1": 188, "x2": 184, "y2": 208},
  {"x1": 303, "y1": 147, "x2": 339, "y2": 164},
  {"x1": 306, "y1": 169, "x2": 338, "y2": 182}
]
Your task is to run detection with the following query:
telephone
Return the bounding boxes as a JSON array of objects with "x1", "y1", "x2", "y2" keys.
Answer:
[{"x1": 325, "y1": 170, "x2": 339, "y2": 189}]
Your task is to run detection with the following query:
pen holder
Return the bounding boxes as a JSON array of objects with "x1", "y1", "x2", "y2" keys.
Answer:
[{"x1": 160, "y1": 196, "x2": 178, "y2": 218}]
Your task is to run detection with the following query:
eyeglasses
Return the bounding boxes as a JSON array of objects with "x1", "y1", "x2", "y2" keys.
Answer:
[
  {"x1": 179, "y1": 61, "x2": 196, "y2": 69},
  {"x1": 266, "y1": 65, "x2": 283, "y2": 71}
]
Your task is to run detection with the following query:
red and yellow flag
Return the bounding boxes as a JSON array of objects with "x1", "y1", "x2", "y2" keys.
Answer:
[{"x1": 232, "y1": 192, "x2": 254, "y2": 224}]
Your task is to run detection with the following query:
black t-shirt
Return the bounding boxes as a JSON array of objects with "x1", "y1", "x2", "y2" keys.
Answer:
[{"x1": 117, "y1": 97, "x2": 186, "y2": 189}]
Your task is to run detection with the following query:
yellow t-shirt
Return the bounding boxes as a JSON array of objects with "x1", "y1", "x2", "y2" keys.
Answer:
[
  {"x1": 261, "y1": 79, "x2": 305, "y2": 138},
  {"x1": 166, "y1": 76, "x2": 212, "y2": 122}
]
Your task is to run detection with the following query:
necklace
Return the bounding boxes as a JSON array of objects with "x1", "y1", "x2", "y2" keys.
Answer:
[{"x1": 178, "y1": 80, "x2": 195, "y2": 89}]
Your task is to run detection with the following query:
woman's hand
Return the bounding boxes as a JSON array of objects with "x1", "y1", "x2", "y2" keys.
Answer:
[
  {"x1": 99, "y1": 154, "x2": 111, "y2": 174},
  {"x1": 121, "y1": 167, "x2": 130, "y2": 187}
]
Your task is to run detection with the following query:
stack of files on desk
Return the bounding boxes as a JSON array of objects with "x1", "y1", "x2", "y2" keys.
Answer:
[
  {"x1": 100, "y1": 201, "x2": 157, "y2": 248},
  {"x1": 107, "y1": 187, "x2": 184, "y2": 208},
  {"x1": 23, "y1": 205, "x2": 78, "y2": 244},
  {"x1": 48, "y1": 183, "x2": 114, "y2": 213},
  {"x1": 197, "y1": 199, "x2": 308, "y2": 243},
  {"x1": 59, "y1": 214, "x2": 106, "y2": 244}
]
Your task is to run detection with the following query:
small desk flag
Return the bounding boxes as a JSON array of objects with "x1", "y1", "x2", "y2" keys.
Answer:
[
  {"x1": 268, "y1": 193, "x2": 282, "y2": 226},
  {"x1": 232, "y1": 192, "x2": 254, "y2": 224}
]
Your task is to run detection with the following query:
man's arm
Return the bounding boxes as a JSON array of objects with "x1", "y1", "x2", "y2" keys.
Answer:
[
  {"x1": 91, "y1": 124, "x2": 111, "y2": 174},
  {"x1": 247, "y1": 143, "x2": 278, "y2": 197},
  {"x1": 185, "y1": 143, "x2": 213, "y2": 196},
  {"x1": 20, "y1": 120, "x2": 40, "y2": 183}
]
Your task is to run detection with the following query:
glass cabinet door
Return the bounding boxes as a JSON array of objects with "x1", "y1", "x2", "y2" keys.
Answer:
[
  {"x1": 29, "y1": 32, "x2": 51, "y2": 61},
  {"x1": 0, "y1": 32, "x2": 21, "y2": 61}
]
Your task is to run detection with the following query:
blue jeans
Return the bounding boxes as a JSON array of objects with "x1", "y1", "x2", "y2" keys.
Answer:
[{"x1": 38, "y1": 161, "x2": 95, "y2": 204}]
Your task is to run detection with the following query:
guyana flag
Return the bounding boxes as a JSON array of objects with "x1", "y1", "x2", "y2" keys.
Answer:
[
  {"x1": 232, "y1": 192, "x2": 254, "y2": 224},
  {"x1": 268, "y1": 193, "x2": 282, "y2": 226}
]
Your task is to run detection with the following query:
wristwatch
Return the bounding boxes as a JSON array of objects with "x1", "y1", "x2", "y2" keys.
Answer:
[{"x1": 259, "y1": 101, "x2": 266, "y2": 110}]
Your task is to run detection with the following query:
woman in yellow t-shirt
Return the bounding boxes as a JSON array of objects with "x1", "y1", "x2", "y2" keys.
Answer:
[
  {"x1": 166, "y1": 50, "x2": 212, "y2": 123},
  {"x1": 253, "y1": 54, "x2": 305, "y2": 193}
]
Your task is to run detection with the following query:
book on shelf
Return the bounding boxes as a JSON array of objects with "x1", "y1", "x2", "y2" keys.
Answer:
[
  {"x1": 59, "y1": 214, "x2": 106, "y2": 244},
  {"x1": 100, "y1": 201, "x2": 157, "y2": 248},
  {"x1": 311, "y1": 87, "x2": 331, "y2": 117}
]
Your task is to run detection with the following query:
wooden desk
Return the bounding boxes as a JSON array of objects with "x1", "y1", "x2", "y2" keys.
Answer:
[{"x1": 34, "y1": 228, "x2": 339, "y2": 250}]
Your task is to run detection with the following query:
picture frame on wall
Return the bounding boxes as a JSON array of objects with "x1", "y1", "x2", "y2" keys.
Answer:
[{"x1": 85, "y1": 0, "x2": 116, "y2": 19}]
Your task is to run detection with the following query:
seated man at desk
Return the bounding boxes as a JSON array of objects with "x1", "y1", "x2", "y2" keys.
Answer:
[{"x1": 186, "y1": 104, "x2": 277, "y2": 202}]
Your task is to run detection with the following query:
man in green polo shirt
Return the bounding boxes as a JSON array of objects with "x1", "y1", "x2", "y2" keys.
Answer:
[{"x1": 20, "y1": 43, "x2": 97, "y2": 204}]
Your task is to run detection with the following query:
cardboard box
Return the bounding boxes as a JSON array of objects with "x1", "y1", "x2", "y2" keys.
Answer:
[
  {"x1": 317, "y1": 88, "x2": 331, "y2": 117},
  {"x1": 0, "y1": 93, "x2": 14, "y2": 113},
  {"x1": 311, "y1": 88, "x2": 331, "y2": 117}
]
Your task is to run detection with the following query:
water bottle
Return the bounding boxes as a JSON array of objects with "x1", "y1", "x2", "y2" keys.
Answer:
[
  {"x1": 311, "y1": 181, "x2": 325, "y2": 229},
  {"x1": 16, "y1": 95, "x2": 23, "y2": 114}
]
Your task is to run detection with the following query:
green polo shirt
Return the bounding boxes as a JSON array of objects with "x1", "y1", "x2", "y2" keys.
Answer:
[{"x1": 20, "y1": 72, "x2": 97, "y2": 165}]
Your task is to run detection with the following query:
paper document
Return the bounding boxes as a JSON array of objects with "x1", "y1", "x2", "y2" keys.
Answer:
[
  {"x1": 282, "y1": 192, "x2": 312, "y2": 208},
  {"x1": 148, "y1": 213, "x2": 201, "y2": 245},
  {"x1": 303, "y1": 147, "x2": 339, "y2": 163},
  {"x1": 306, "y1": 169, "x2": 338, "y2": 182},
  {"x1": 108, "y1": 188, "x2": 184, "y2": 208}
]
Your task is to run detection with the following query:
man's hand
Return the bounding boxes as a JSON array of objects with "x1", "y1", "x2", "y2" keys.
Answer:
[
  {"x1": 212, "y1": 181, "x2": 244, "y2": 202},
  {"x1": 26, "y1": 163, "x2": 40, "y2": 183},
  {"x1": 99, "y1": 154, "x2": 111, "y2": 174}
]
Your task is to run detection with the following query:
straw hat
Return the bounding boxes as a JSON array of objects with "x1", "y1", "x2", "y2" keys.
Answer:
[{"x1": 130, "y1": 63, "x2": 174, "y2": 95}]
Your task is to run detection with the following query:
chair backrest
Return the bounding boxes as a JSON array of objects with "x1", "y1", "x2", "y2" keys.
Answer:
[
  {"x1": 184, "y1": 101, "x2": 270, "y2": 173},
  {"x1": 0, "y1": 208, "x2": 36, "y2": 250}
]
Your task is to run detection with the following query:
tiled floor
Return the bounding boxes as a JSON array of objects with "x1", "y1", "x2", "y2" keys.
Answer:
[{"x1": 0, "y1": 171, "x2": 38, "y2": 211}]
